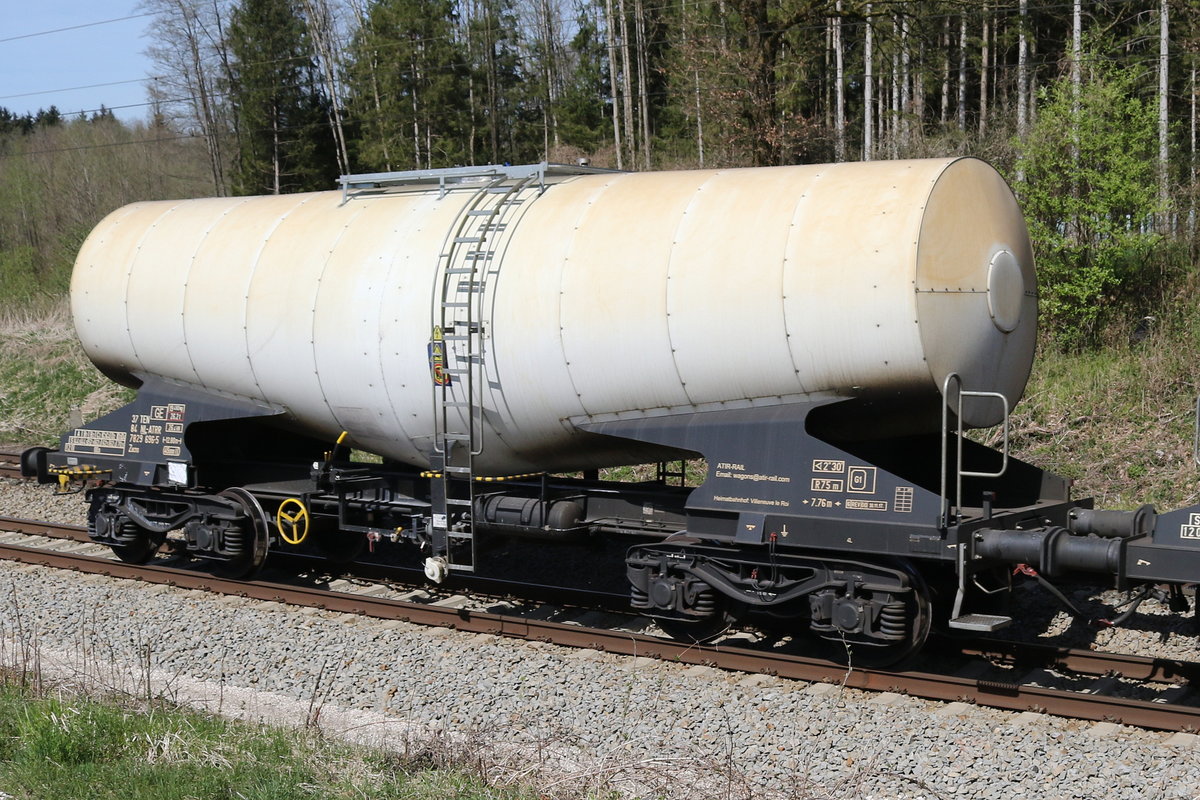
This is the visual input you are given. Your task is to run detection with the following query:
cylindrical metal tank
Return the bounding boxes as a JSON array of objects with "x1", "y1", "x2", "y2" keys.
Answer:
[{"x1": 71, "y1": 157, "x2": 1036, "y2": 473}]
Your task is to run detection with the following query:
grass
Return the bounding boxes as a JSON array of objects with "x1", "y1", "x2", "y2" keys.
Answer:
[
  {"x1": 0, "y1": 674, "x2": 528, "y2": 800},
  {"x1": 0, "y1": 302, "x2": 132, "y2": 447},
  {"x1": 1000, "y1": 323, "x2": 1200, "y2": 510}
]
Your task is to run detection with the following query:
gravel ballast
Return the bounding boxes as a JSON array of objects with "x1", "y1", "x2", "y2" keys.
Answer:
[{"x1": 4, "y1": 479, "x2": 1200, "y2": 798}]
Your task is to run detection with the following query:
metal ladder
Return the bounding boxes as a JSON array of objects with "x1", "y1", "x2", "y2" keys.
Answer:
[
  {"x1": 938, "y1": 371, "x2": 1010, "y2": 528},
  {"x1": 939, "y1": 372, "x2": 1014, "y2": 632},
  {"x1": 428, "y1": 173, "x2": 540, "y2": 577}
]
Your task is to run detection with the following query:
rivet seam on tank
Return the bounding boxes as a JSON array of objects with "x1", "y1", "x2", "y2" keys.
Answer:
[
  {"x1": 781, "y1": 167, "x2": 823, "y2": 395},
  {"x1": 124, "y1": 202, "x2": 186, "y2": 375},
  {"x1": 179, "y1": 198, "x2": 253, "y2": 385},
  {"x1": 559, "y1": 177, "x2": 620, "y2": 417},
  {"x1": 662, "y1": 174, "x2": 712, "y2": 407},
  {"x1": 242, "y1": 195, "x2": 316, "y2": 399}
]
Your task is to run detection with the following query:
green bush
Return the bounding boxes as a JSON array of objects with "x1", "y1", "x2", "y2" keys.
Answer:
[{"x1": 1012, "y1": 39, "x2": 1165, "y2": 349}]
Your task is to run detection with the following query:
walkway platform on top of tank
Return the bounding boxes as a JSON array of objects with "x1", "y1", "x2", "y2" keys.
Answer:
[{"x1": 339, "y1": 162, "x2": 620, "y2": 201}]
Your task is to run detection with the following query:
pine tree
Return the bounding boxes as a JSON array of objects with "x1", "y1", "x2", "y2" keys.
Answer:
[
  {"x1": 345, "y1": 0, "x2": 467, "y2": 171},
  {"x1": 227, "y1": 0, "x2": 336, "y2": 194}
]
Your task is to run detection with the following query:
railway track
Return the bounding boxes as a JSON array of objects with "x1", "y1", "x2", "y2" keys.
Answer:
[
  {"x1": 0, "y1": 447, "x2": 25, "y2": 479},
  {"x1": 2, "y1": 513, "x2": 1200, "y2": 732}
]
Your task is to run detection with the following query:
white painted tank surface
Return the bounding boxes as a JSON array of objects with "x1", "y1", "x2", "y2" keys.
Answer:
[{"x1": 71, "y1": 157, "x2": 1036, "y2": 473}]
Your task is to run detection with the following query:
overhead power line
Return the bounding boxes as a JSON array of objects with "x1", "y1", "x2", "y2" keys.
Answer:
[
  {"x1": 0, "y1": 13, "x2": 157, "y2": 45},
  {"x1": 0, "y1": 78, "x2": 152, "y2": 102},
  {"x1": 2, "y1": 0, "x2": 1167, "y2": 112}
]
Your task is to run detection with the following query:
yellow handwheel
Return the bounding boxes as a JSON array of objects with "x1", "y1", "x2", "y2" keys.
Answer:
[{"x1": 276, "y1": 497, "x2": 310, "y2": 545}]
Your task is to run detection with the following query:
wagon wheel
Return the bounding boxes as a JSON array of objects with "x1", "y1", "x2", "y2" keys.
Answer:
[
  {"x1": 88, "y1": 503, "x2": 163, "y2": 565},
  {"x1": 109, "y1": 523, "x2": 166, "y2": 565},
  {"x1": 843, "y1": 560, "x2": 934, "y2": 669},
  {"x1": 656, "y1": 607, "x2": 736, "y2": 645},
  {"x1": 210, "y1": 487, "x2": 271, "y2": 579}
]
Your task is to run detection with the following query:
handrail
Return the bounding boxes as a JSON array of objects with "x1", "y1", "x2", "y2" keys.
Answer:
[
  {"x1": 939, "y1": 373, "x2": 1011, "y2": 528},
  {"x1": 339, "y1": 162, "x2": 618, "y2": 202}
]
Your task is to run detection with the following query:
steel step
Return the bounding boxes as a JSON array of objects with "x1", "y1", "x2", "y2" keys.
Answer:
[{"x1": 948, "y1": 614, "x2": 1013, "y2": 632}]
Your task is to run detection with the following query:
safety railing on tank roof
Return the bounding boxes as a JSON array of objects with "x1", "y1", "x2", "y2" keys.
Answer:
[
  {"x1": 338, "y1": 162, "x2": 620, "y2": 202},
  {"x1": 939, "y1": 372, "x2": 1011, "y2": 528}
]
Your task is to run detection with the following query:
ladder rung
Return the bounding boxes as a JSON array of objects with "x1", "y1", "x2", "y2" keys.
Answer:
[
  {"x1": 448, "y1": 563, "x2": 475, "y2": 572},
  {"x1": 443, "y1": 334, "x2": 470, "y2": 341},
  {"x1": 444, "y1": 368, "x2": 469, "y2": 375},
  {"x1": 442, "y1": 401, "x2": 471, "y2": 408},
  {"x1": 456, "y1": 281, "x2": 483, "y2": 292},
  {"x1": 443, "y1": 301, "x2": 471, "y2": 308},
  {"x1": 446, "y1": 268, "x2": 477, "y2": 274},
  {"x1": 441, "y1": 433, "x2": 472, "y2": 441},
  {"x1": 466, "y1": 209, "x2": 493, "y2": 216},
  {"x1": 455, "y1": 236, "x2": 484, "y2": 243},
  {"x1": 465, "y1": 251, "x2": 493, "y2": 260},
  {"x1": 443, "y1": 465, "x2": 473, "y2": 474},
  {"x1": 445, "y1": 498, "x2": 472, "y2": 506}
]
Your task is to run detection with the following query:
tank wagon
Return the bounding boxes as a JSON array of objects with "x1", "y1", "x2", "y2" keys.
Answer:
[{"x1": 23, "y1": 158, "x2": 1200, "y2": 663}]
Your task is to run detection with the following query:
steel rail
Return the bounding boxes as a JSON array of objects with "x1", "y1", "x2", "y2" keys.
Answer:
[
  {"x1": 0, "y1": 451, "x2": 24, "y2": 478},
  {"x1": 0, "y1": 522, "x2": 1199, "y2": 732},
  {"x1": 0, "y1": 515, "x2": 88, "y2": 539},
  {"x1": 963, "y1": 641, "x2": 1200, "y2": 685},
  {"x1": 8, "y1": 514, "x2": 1198, "y2": 686}
]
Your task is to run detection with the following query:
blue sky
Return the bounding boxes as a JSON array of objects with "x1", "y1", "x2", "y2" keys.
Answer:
[{"x1": 1, "y1": 2, "x2": 156, "y2": 122}]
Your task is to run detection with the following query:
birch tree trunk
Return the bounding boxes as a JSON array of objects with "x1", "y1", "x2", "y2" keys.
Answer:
[
  {"x1": 940, "y1": 17, "x2": 949, "y2": 127},
  {"x1": 1072, "y1": 0, "x2": 1082, "y2": 106},
  {"x1": 900, "y1": 13, "x2": 910, "y2": 148},
  {"x1": 603, "y1": 0, "x2": 623, "y2": 169},
  {"x1": 833, "y1": 0, "x2": 844, "y2": 161},
  {"x1": 863, "y1": 2, "x2": 873, "y2": 160},
  {"x1": 1159, "y1": 0, "x2": 1170, "y2": 230},
  {"x1": 484, "y1": 2, "x2": 500, "y2": 163},
  {"x1": 1191, "y1": 66, "x2": 1196, "y2": 241},
  {"x1": 635, "y1": 0, "x2": 651, "y2": 168},
  {"x1": 617, "y1": 0, "x2": 636, "y2": 168},
  {"x1": 300, "y1": 0, "x2": 349, "y2": 176},
  {"x1": 890, "y1": 14, "x2": 899, "y2": 158},
  {"x1": 464, "y1": 0, "x2": 476, "y2": 166},
  {"x1": 915, "y1": 38, "x2": 925, "y2": 136},
  {"x1": 272, "y1": 103, "x2": 281, "y2": 195},
  {"x1": 1017, "y1": 0, "x2": 1028, "y2": 139},
  {"x1": 680, "y1": 0, "x2": 703, "y2": 166},
  {"x1": 958, "y1": 15, "x2": 967, "y2": 132},
  {"x1": 411, "y1": 54, "x2": 422, "y2": 168},
  {"x1": 979, "y1": 5, "x2": 989, "y2": 138}
]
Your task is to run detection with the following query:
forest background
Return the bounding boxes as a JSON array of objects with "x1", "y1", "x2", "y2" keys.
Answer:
[
  {"x1": 3, "y1": 0, "x2": 1200, "y2": 507},
  {"x1": 0, "y1": 0, "x2": 1193, "y2": 346}
]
